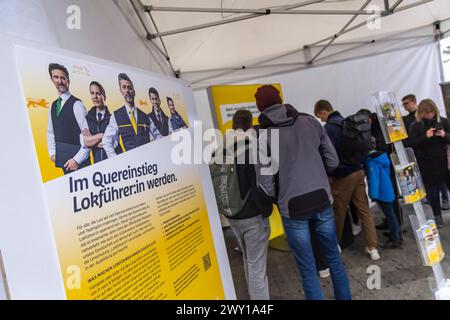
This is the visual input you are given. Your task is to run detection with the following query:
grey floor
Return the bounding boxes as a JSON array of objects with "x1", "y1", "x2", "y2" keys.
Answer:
[{"x1": 223, "y1": 202, "x2": 450, "y2": 300}]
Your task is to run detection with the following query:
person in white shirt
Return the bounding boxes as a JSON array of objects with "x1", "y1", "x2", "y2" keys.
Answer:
[
  {"x1": 102, "y1": 73, "x2": 160, "y2": 158},
  {"x1": 47, "y1": 63, "x2": 90, "y2": 174},
  {"x1": 82, "y1": 81, "x2": 121, "y2": 163},
  {"x1": 148, "y1": 87, "x2": 173, "y2": 138}
]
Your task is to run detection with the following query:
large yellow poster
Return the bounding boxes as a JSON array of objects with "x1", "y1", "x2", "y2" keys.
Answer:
[
  {"x1": 14, "y1": 45, "x2": 227, "y2": 299},
  {"x1": 208, "y1": 84, "x2": 284, "y2": 240}
]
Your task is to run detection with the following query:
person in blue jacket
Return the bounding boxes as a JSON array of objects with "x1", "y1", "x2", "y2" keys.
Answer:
[{"x1": 364, "y1": 142, "x2": 402, "y2": 249}]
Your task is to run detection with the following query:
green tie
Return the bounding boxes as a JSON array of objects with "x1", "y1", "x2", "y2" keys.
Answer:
[{"x1": 56, "y1": 97, "x2": 62, "y2": 117}]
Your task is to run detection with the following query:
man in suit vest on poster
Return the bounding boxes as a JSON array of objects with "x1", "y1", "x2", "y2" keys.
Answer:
[
  {"x1": 82, "y1": 81, "x2": 122, "y2": 163},
  {"x1": 47, "y1": 63, "x2": 90, "y2": 174},
  {"x1": 102, "y1": 73, "x2": 159, "y2": 158},
  {"x1": 148, "y1": 87, "x2": 173, "y2": 139}
]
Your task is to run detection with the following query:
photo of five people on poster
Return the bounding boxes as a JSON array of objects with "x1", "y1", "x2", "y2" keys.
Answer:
[{"x1": 47, "y1": 63, "x2": 188, "y2": 174}]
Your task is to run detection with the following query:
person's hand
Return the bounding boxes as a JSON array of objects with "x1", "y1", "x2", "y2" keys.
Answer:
[
  {"x1": 50, "y1": 155, "x2": 55, "y2": 163},
  {"x1": 64, "y1": 159, "x2": 80, "y2": 171},
  {"x1": 82, "y1": 128, "x2": 92, "y2": 137},
  {"x1": 435, "y1": 129, "x2": 446, "y2": 138},
  {"x1": 97, "y1": 142, "x2": 103, "y2": 148},
  {"x1": 426, "y1": 128, "x2": 435, "y2": 138}
]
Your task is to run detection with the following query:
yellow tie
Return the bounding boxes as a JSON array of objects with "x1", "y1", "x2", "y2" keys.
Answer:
[{"x1": 129, "y1": 109, "x2": 137, "y2": 135}]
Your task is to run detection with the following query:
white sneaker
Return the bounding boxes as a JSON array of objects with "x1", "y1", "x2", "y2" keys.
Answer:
[
  {"x1": 365, "y1": 247, "x2": 380, "y2": 261},
  {"x1": 318, "y1": 268, "x2": 330, "y2": 278},
  {"x1": 338, "y1": 244, "x2": 342, "y2": 254},
  {"x1": 352, "y1": 223, "x2": 362, "y2": 236}
]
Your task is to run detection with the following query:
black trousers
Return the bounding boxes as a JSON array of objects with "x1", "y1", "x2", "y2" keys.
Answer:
[{"x1": 425, "y1": 184, "x2": 442, "y2": 218}]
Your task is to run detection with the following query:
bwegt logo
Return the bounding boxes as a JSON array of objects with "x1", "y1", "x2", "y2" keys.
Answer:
[{"x1": 170, "y1": 121, "x2": 280, "y2": 176}]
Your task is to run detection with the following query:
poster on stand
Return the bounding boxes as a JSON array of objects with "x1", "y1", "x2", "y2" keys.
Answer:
[{"x1": 14, "y1": 45, "x2": 229, "y2": 300}]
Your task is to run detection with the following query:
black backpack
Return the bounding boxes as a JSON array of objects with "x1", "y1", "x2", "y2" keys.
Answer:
[{"x1": 329, "y1": 113, "x2": 372, "y2": 166}]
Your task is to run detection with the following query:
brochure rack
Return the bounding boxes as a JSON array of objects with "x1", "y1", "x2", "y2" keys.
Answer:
[{"x1": 371, "y1": 91, "x2": 449, "y2": 299}]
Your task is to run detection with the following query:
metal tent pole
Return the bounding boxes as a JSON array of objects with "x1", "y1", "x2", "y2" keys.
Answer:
[
  {"x1": 309, "y1": 0, "x2": 372, "y2": 64},
  {"x1": 129, "y1": 0, "x2": 177, "y2": 76},
  {"x1": 145, "y1": 6, "x2": 379, "y2": 16},
  {"x1": 182, "y1": 35, "x2": 430, "y2": 75},
  {"x1": 181, "y1": 40, "x2": 390, "y2": 75},
  {"x1": 146, "y1": 0, "x2": 326, "y2": 39},
  {"x1": 129, "y1": 0, "x2": 168, "y2": 60},
  {"x1": 190, "y1": 38, "x2": 435, "y2": 88},
  {"x1": 310, "y1": 0, "x2": 433, "y2": 48},
  {"x1": 391, "y1": 0, "x2": 404, "y2": 11},
  {"x1": 184, "y1": 0, "x2": 434, "y2": 84},
  {"x1": 0, "y1": 250, "x2": 10, "y2": 300},
  {"x1": 434, "y1": 21, "x2": 446, "y2": 84},
  {"x1": 146, "y1": 10, "x2": 179, "y2": 77},
  {"x1": 189, "y1": 14, "x2": 432, "y2": 84}
]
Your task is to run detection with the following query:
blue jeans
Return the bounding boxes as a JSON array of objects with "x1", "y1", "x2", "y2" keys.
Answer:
[
  {"x1": 282, "y1": 207, "x2": 351, "y2": 300},
  {"x1": 377, "y1": 201, "x2": 401, "y2": 241}
]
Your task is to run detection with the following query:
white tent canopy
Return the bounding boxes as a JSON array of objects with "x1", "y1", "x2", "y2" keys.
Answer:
[
  {"x1": 1, "y1": 0, "x2": 449, "y2": 88},
  {"x1": 0, "y1": 0, "x2": 449, "y2": 115},
  {"x1": 133, "y1": 0, "x2": 450, "y2": 88}
]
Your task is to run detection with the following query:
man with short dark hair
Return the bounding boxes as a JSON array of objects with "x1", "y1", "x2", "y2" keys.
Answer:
[
  {"x1": 47, "y1": 63, "x2": 90, "y2": 174},
  {"x1": 82, "y1": 81, "x2": 121, "y2": 163},
  {"x1": 314, "y1": 99, "x2": 334, "y2": 123},
  {"x1": 223, "y1": 109, "x2": 273, "y2": 300},
  {"x1": 148, "y1": 87, "x2": 173, "y2": 138},
  {"x1": 102, "y1": 73, "x2": 154, "y2": 157},
  {"x1": 401, "y1": 94, "x2": 418, "y2": 132},
  {"x1": 314, "y1": 100, "x2": 380, "y2": 261},
  {"x1": 167, "y1": 97, "x2": 187, "y2": 131}
]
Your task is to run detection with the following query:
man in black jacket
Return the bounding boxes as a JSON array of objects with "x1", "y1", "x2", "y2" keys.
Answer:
[
  {"x1": 148, "y1": 87, "x2": 172, "y2": 138},
  {"x1": 402, "y1": 94, "x2": 418, "y2": 133},
  {"x1": 314, "y1": 100, "x2": 380, "y2": 261}
]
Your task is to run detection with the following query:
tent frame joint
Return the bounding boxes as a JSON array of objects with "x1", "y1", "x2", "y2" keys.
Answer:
[
  {"x1": 381, "y1": 9, "x2": 394, "y2": 17},
  {"x1": 434, "y1": 20, "x2": 442, "y2": 40}
]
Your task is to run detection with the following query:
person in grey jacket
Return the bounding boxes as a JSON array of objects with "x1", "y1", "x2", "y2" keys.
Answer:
[{"x1": 255, "y1": 85, "x2": 351, "y2": 300}]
